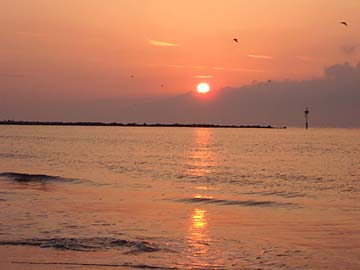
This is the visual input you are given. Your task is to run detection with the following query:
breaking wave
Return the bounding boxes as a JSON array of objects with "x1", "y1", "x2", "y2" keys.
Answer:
[
  {"x1": 0, "y1": 237, "x2": 161, "y2": 254},
  {"x1": 176, "y1": 197, "x2": 296, "y2": 208},
  {"x1": 239, "y1": 190, "x2": 307, "y2": 198},
  {"x1": 0, "y1": 172, "x2": 81, "y2": 184},
  {"x1": 12, "y1": 261, "x2": 178, "y2": 270}
]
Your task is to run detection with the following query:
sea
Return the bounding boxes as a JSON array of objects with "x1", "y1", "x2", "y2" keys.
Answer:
[{"x1": 0, "y1": 125, "x2": 359, "y2": 270}]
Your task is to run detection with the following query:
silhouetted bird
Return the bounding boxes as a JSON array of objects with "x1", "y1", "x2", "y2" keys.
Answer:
[
  {"x1": 267, "y1": 80, "x2": 272, "y2": 83},
  {"x1": 161, "y1": 84, "x2": 164, "y2": 88},
  {"x1": 340, "y1": 21, "x2": 348, "y2": 27},
  {"x1": 130, "y1": 75, "x2": 134, "y2": 78},
  {"x1": 233, "y1": 38, "x2": 238, "y2": 43}
]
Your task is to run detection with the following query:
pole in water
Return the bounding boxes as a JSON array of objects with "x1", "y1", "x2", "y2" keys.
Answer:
[{"x1": 304, "y1": 107, "x2": 309, "y2": 129}]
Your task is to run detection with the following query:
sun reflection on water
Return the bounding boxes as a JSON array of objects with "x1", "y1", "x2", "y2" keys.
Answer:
[
  {"x1": 187, "y1": 128, "x2": 217, "y2": 178},
  {"x1": 187, "y1": 208, "x2": 210, "y2": 265},
  {"x1": 185, "y1": 208, "x2": 226, "y2": 269},
  {"x1": 192, "y1": 208, "x2": 207, "y2": 229}
]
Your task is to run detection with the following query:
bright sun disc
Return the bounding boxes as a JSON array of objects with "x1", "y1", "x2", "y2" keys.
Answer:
[{"x1": 197, "y1": 83, "x2": 210, "y2": 94}]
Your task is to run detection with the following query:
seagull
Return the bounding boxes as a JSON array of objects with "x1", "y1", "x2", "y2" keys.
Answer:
[
  {"x1": 340, "y1": 21, "x2": 348, "y2": 27},
  {"x1": 233, "y1": 38, "x2": 239, "y2": 43}
]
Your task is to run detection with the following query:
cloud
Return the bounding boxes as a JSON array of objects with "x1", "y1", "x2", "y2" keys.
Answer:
[
  {"x1": 195, "y1": 75, "x2": 213, "y2": 78},
  {"x1": 116, "y1": 62, "x2": 360, "y2": 127},
  {"x1": 248, "y1": 54, "x2": 273, "y2": 60},
  {"x1": 212, "y1": 67, "x2": 265, "y2": 73},
  {"x1": 167, "y1": 64, "x2": 203, "y2": 69},
  {"x1": 324, "y1": 62, "x2": 360, "y2": 79},
  {"x1": 2, "y1": 62, "x2": 359, "y2": 127},
  {"x1": 166, "y1": 65, "x2": 264, "y2": 73},
  {"x1": 149, "y1": 39, "x2": 178, "y2": 47},
  {"x1": 167, "y1": 64, "x2": 186, "y2": 68}
]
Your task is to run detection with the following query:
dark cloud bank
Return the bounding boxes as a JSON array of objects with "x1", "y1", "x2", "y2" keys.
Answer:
[
  {"x1": 1, "y1": 62, "x2": 360, "y2": 127},
  {"x1": 119, "y1": 62, "x2": 360, "y2": 127}
]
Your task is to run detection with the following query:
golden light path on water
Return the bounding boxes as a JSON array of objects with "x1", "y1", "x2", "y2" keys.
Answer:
[
  {"x1": 187, "y1": 208, "x2": 210, "y2": 268},
  {"x1": 187, "y1": 128, "x2": 216, "y2": 178},
  {"x1": 185, "y1": 128, "x2": 226, "y2": 269},
  {"x1": 186, "y1": 128, "x2": 213, "y2": 259}
]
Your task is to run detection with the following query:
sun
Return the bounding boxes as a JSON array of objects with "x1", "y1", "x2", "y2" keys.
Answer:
[{"x1": 197, "y1": 83, "x2": 210, "y2": 94}]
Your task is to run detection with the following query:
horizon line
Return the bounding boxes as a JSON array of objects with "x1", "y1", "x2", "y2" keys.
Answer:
[{"x1": 0, "y1": 120, "x2": 282, "y2": 129}]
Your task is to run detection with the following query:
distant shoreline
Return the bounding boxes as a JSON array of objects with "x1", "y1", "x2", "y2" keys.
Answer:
[{"x1": 0, "y1": 120, "x2": 286, "y2": 129}]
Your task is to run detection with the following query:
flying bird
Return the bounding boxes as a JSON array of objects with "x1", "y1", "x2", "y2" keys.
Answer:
[
  {"x1": 233, "y1": 38, "x2": 239, "y2": 43},
  {"x1": 340, "y1": 21, "x2": 348, "y2": 27},
  {"x1": 130, "y1": 75, "x2": 134, "y2": 78}
]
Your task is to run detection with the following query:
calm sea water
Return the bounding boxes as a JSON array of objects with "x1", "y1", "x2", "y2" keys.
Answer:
[{"x1": 0, "y1": 126, "x2": 359, "y2": 270}]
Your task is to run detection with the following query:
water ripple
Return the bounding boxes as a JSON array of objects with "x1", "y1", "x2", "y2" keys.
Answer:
[
  {"x1": 0, "y1": 237, "x2": 162, "y2": 254},
  {"x1": 0, "y1": 172, "x2": 82, "y2": 184},
  {"x1": 176, "y1": 197, "x2": 296, "y2": 208}
]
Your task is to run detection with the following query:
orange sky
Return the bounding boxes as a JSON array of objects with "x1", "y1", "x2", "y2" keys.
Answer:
[{"x1": 1, "y1": 0, "x2": 360, "y2": 99}]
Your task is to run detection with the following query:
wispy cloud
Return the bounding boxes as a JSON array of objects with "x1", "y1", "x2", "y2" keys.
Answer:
[
  {"x1": 195, "y1": 75, "x2": 213, "y2": 78},
  {"x1": 167, "y1": 64, "x2": 186, "y2": 68},
  {"x1": 212, "y1": 67, "x2": 265, "y2": 73},
  {"x1": 166, "y1": 65, "x2": 264, "y2": 73},
  {"x1": 212, "y1": 67, "x2": 225, "y2": 71},
  {"x1": 167, "y1": 65, "x2": 203, "y2": 69},
  {"x1": 149, "y1": 39, "x2": 178, "y2": 47},
  {"x1": 248, "y1": 54, "x2": 273, "y2": 60}
]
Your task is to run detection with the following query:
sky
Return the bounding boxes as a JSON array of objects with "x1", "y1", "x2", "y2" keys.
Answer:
[{"x1": 1, "y1": 0, "x2": 360, "y2": 126}]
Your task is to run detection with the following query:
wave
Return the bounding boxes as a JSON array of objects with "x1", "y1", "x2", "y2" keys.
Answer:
[
  {"x1": 175, "y1": 171, "x2": 331, "y2": 184},
  {"x1": 0, "y1": 237, "x2": 161, "y2": 254},
  {"x1": 176, "y1": 197, "x2": 295, "y2": 208},
  {"x1": 0, "y1": 152, "x2": 36, "y2": 159},
  {"x1": 240, "y1": 190, "x2": 307, "y2": 198},
  {"x1": 12, "y1": 261, "x2": 178, "y2": 270},
  {"x1": 0, "y1": 172, "x2": 81, "y2": 184}
]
